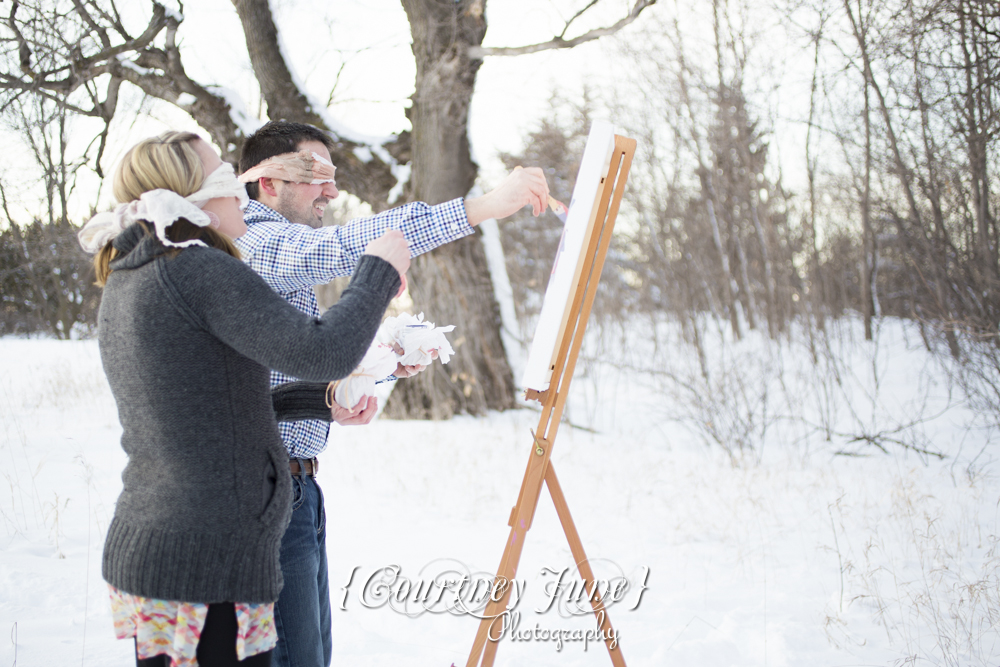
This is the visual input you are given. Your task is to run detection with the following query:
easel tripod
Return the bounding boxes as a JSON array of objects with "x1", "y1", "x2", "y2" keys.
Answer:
[{"x1": 466, "y1": 134, "x2": 636, "y2": 667}]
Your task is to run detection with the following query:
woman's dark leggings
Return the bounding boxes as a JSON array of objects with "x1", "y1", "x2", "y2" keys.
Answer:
[{"x1": 135, "y1": 602, "x2": 272, "y2": 666}]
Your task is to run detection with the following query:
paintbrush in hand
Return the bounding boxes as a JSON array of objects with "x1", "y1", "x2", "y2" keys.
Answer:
[{"x1": 547, "y1": 195, "x2": 568, "y2": 222}]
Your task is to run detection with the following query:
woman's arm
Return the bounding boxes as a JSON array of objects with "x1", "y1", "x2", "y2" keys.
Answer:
[
  {"x1": 271, "y1": 381, "x2": 331, "y2": 422},
  {"x1": 163, "y1": 249, "x2": 400, "y2": 382}
]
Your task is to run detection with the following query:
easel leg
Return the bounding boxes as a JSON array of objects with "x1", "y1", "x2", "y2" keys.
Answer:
[
  {"x1": 466, "y1": 520, "x2": 530, "y2": 667},
  {"x1": 546, "y1": 464, "x2": 628, "y2": 667},
  {"x1": 469, "y1": 425, "x2": 554, "y2": 665}
]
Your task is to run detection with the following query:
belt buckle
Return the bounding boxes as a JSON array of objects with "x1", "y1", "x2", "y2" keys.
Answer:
[{"x1": 290, "y1": 457, "x2": 318, "y2": 477}]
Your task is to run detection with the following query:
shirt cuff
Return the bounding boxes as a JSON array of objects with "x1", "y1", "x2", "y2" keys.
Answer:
[{"x1": 437, "y1": 198, "x2": 475, "y2": 240}]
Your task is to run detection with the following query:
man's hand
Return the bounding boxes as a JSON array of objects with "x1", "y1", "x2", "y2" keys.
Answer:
[
  {"x1": 393, "y1": 363, "x2": 427, "y2": 378},
  {"x1": 389, "y1": 345, "x2": 437, "y2": 378},
  {"x1": 465, "y1": 167, "x2": 550, "y2": 226},
  {"x1": 332, "y1": 395, "x2": 378, "y2": 425}
]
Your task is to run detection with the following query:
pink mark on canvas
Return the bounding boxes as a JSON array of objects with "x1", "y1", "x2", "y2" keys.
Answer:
[
  {"x1": 548, "y1": 195, "x2": 568, "y2": 222},
  {"x1": 550, "y1": 225, "x2": 569, "y2": 276},
  {"x1": 548, "y1": 196, "x2": 570, "y2": 276}
]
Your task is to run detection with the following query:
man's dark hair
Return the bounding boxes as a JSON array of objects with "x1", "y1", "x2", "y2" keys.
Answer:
[{"x1": 239, "y1": 120, "x2": 335, "y2": 200}]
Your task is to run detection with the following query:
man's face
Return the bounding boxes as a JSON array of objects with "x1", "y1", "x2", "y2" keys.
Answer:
[{"x1": 272, "y1": 140, "x2": 339, "y2": 228}]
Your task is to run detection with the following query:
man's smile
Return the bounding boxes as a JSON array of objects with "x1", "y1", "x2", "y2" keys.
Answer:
[{"x1": 314, "y1": 198, "x2": 328, "y2": 220}]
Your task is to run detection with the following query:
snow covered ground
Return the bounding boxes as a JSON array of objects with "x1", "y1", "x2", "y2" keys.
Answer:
[{"x1": 1, "y1": 317, "x2": 998, "y2": 666}]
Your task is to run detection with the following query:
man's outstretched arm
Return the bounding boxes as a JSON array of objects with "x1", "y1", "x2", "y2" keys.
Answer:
[
  {"x1": 238, "y1": 168, "x2": 550, "y2": 295},
  {"x1": 237, "y1": 198, "x2": 469, "y2": 294}
]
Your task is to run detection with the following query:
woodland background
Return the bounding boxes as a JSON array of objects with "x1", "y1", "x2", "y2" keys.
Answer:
[
  {"x1": 1, "y1": 0, "x2": 999, "y2": 431},
  {"x1": 4, "y1": 3, "x2": 1000, "y2": 664}
]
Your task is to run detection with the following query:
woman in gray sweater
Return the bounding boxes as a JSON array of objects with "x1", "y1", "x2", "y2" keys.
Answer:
[{"x1": 84, "y1": 131, "x2": 408, "y2": 666}]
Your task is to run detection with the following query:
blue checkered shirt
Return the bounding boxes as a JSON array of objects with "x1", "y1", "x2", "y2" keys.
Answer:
[{"x1": 235, "y1": 198, "x2": 473, "y2": 458}]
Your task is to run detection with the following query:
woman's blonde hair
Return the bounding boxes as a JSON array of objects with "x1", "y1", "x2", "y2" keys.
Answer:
[{"x1": 95, "y1": 131, "x2": 240, "y2": 286}]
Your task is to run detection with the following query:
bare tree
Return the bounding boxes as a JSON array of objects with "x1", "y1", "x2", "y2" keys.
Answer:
[
  {"x1": 609, "y1": 2, "x2": 803, "y2": 348},
  {"x1": 385, "y1": 0, "x2": 656, "y2": 419},
  {"x1": 836, "y1": 0, "x2": 1000, "y2": 349},
  {"x1": 0, "y1": 97, "x2": 100, "y2": 337},
  {"x1": 803, "y1": 0, "x2": 830, "y2": 334},
  {"x1": 0, "y1": 0, "x2": 656, "y2": 418}
]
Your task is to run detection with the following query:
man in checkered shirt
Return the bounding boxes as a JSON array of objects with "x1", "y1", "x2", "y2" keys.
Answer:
[{"x1": 235, "y1": 120, "x2": 548, "y2": 667}]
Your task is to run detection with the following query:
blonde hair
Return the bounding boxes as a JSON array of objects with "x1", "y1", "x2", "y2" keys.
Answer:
[
  {"x1": 113, "y1": 131, "x2": 205, "y2": 203},
  {"x1": 95, "y1": 131, "x2": 240, "y2": 286}
]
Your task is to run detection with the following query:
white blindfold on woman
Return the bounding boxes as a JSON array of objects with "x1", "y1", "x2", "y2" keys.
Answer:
[{"x1": 78, "y1": 163, "x2": 249, "y2": 254}]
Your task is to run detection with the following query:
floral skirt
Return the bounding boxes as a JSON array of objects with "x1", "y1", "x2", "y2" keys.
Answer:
[{"x1": 108, "y1": 585, "x2": 277, "y2": 666}]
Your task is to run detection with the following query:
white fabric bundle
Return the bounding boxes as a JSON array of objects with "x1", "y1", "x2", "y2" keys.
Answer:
[
  {"x1": 78, "y1": 163, "x2": 249, "y2": 253},
  {"x1": 328, "y1": 313, "x2": 456, "y2": 410},
  {"x1": 329, "y1": 343, "x2": 400, "y2": 411},
  {"x1": 377, "y1": 312, "x2": 456, "y2": 365}
]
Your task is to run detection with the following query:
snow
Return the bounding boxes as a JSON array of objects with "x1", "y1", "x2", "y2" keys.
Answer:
[
  {"x1": 353, "y1": 145, "x2": 374, "y2": 163},
  {"x1": 115, "y1": 54, "x2": 150, "y2": 76},
  {"x1": 387, "y1": 163, "x2": 411, "y2": 206},
  {"x1": 163, "y1": 7, "x2": 184, "y2": 23},
  {"x1": 158, "y1": 1, "x2": 184, "y2": 24},
  {"x1": 206, "y1": 85, "x2": 265, "y2": 138},
  {"x1": 1, "y1": 317, "x2": 998, "y2": 665}
]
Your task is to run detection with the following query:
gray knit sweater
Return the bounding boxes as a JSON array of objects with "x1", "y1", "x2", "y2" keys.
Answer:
[{"x1": 98, "y1": 223, "x2": 399, "y2": 604}]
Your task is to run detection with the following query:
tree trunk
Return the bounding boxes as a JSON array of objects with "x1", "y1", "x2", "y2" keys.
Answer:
[
  {"x1": 862, "y1": 59, "x2": 874, "y2": 341},
  {"x1": 805, "y1": 17, "x2": 825, "y2": 332},
  {"x1": 384, "y1": 0, "x2": 516, "y2": 419},
  {"x1": 700, "y1": 167, "x2": 742, "y2": 339}
]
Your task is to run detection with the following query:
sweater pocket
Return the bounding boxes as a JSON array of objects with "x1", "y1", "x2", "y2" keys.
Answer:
[{"x1": 260, "y1": 446, "x2": 292, "y2": 526}]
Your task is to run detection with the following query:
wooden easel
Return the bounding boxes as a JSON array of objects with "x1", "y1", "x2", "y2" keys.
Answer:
[{"x1": 466, "y1": 134, "x2": 636, "y2": 667}]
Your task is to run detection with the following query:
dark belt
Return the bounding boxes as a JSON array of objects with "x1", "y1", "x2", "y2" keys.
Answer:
[{"x1": 289, "y1": 457, "x2": 319, "y2": 477}]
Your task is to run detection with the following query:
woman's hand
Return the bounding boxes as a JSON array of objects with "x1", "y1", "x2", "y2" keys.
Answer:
[{"x1": 364, "y1": 229, "x2": 410, "y2": 278}]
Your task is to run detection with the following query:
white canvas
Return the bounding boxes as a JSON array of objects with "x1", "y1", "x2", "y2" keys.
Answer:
[{"x1": 521, "y1": 120, "x2": 616, "y2": 392}]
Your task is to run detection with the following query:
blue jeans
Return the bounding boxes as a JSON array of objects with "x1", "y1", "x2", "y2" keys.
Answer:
[{"x1": 272, "y1": 473, "x2": 331, "y2": 667}]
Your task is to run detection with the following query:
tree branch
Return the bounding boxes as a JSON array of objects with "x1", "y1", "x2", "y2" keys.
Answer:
[
  {"x1": 468, "y1": 0, "x2": 656, "y2": 59},
  {"x1": 0, "y1": 80, "x2": 102, "y2": 117},
  {"x1": 71, "y1": 0, "x2": 112, "y2": 50},
  {"x1": 8, "y1": 1, "x2": 34, "y2": 78},
  {"x1": 0, "y1": 2, "x2": 253, "y2": 163},
  {"x1": 107, "y1": 56, "x2": 247, "y2": 162},
  {"x1": 559, "y1": 0, "x2": 600, "y2": 39},
  {"x1": 1, "y1": 3, "x2": 168, "y2": 96},
  {"x1": 232, "y1": 0, "x2": 405, "y2": 209}
]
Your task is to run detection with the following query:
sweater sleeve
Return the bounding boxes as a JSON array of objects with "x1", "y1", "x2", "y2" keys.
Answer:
[
  {"x1": 271, "y1": 382, "x2": 333, "y2": 422},
  {"x1": 159, "y1": 247, "x2": 400, "y2": 382}
]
